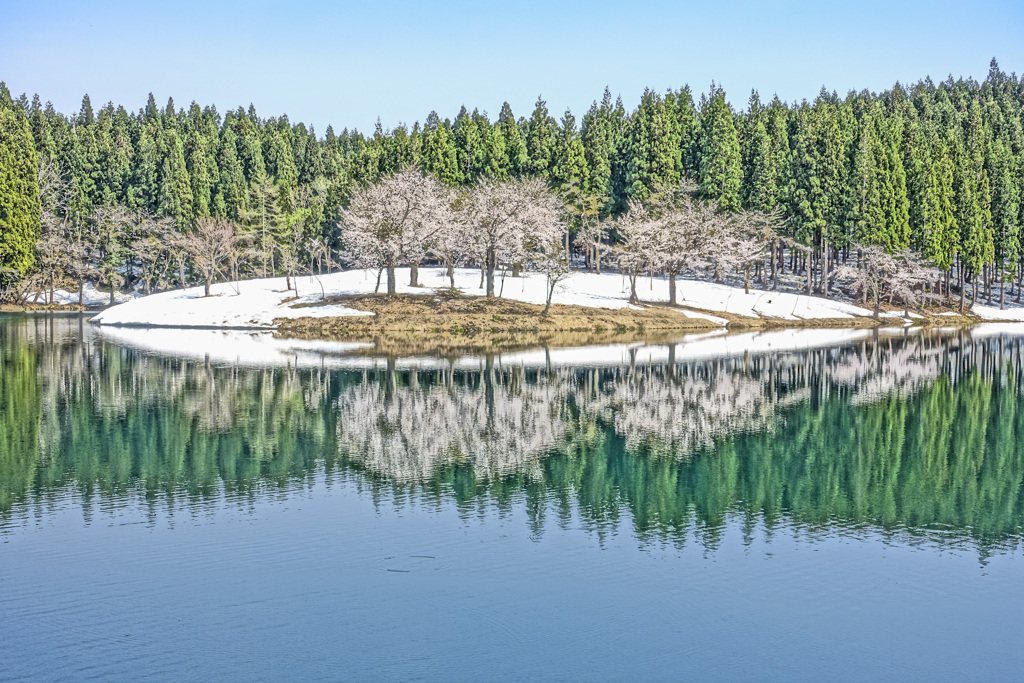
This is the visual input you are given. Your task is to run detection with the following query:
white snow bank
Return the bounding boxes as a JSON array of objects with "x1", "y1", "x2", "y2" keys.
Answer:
[
  {"x1": 92, "y1": 273, "x2": 375, "y2": 328},
  {"x1": 25, "y1": 282, "x2": 138, "y2": 307},
  {"x1": 93, "y1": 325, "x2": 900, "y2": 371},
  {"x1": 95, "y1": 326, "x2": 371, "y2": 367},
  {"x1": 92, "y1": 267, "x2": 888, "y2": 329},
  {"x1": 971, "y1": 304, "x2": 1024, "y2": 322},
  {"x1": 482, "y1": 328, "x2": 885, "y2": 370}
]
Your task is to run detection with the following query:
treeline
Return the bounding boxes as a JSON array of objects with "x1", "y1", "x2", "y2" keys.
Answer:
[{"x1": 0, "y1": 59, "x2": 1022, "y2": 303}]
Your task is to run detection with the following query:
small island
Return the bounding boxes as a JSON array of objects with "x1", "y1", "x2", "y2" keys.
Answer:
[{"x1": 4, "y1": 71, "x2": 1024, "y2": 347}]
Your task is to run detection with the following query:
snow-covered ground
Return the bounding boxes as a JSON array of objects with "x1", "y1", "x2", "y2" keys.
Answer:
[
  {"x1": 972, "y1": 304, "x2": 1024, "y2": 322},
  {"x1": 19, "y1": 267, "x2": 1024, "y2": 330},
  {"x1": 24, "y1": 282, "x2": 138, "y2": 307},
  {"x1": 92, "y1": 273, "x2": 375, "y2": 328},
  {"x1": 90, "y1": 267, "x2": 907, "y2": 329}
]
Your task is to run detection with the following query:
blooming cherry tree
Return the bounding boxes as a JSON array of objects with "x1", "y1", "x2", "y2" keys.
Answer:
[
  {"x1": 613, "y1": 201, "x2": 660, "y2": 305},
  {"x1": 646, "y1": 184, "x2": 724, "y2": 305},
  {"x1": 459, "y1": 177, "x2": 564, "y2": 297},
  {"x1": 339, "y1": 166, "x2": 450, "y2": 296},
  {"x1": 715, "y1": 209, "x2": 781, "y2": 294}
]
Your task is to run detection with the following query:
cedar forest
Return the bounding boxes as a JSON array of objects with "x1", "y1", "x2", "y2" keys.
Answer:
[{"x1": 0, "y1": 59, "x2": 1022, "y2": 311}]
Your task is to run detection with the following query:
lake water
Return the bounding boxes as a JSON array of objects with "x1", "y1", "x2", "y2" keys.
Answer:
[{"x1": 1, "y1": 315, "x2": 1023, "y2": 681}]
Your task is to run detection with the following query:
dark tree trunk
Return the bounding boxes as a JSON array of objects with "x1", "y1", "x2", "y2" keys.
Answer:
[
  {"x1": 543, "y1": 280, "x2": 556, "y2": 314},
  {"x1": 410, "y1": 262, "x2": 419, "y2": 287},
  {"x1": 485, "y1": 249, "x2": 496, "y2": 297},
  {"x1": 386, "y1": 265, "x2": 397, "y2": 296},
  {"x1": 819, "y1": 242, "x2": 827, "y2": 296},
  {"x1": 1011, "y1": 262, "x2": 1019, "y2": 305},
  {"x1": 771, "y1": 241, "x2": 779, "y2": 290}
]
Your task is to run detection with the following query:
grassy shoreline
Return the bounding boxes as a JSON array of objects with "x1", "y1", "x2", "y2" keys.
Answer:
[
  {"x1": 273, "y1": 291, "x2": 980, "y2": 353},
  {"x1": 4, "y1": 287, "x2": 988, "y2": 349},
  {"x1": 0, "y1": 303, "x2": 91, "y2": 313}
]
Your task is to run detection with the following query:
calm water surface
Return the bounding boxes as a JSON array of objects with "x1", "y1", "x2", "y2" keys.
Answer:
[{"x1": 1, "y1": 315, "x2": 1023, "y2": 681}]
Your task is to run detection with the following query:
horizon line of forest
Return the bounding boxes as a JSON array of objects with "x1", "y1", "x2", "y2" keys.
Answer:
[{"x1": 0, "y1": 58, "x2": 1022, "y2": 308}]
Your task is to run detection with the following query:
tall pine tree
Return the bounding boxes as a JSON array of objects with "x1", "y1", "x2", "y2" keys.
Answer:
[
  {"x1": 697, "y1": 84, "x2": 741, "y2": 211},
  {"x1": 0, "y1": 86, "x2": 41, "y2": 276}
]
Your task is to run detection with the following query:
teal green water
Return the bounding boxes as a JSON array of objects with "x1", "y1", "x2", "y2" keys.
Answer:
[{"x1": 1, "y1": 315, "x2": 1022, "y2": 680}]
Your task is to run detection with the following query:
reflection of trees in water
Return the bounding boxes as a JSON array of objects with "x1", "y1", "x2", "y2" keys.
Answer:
[
  {"x1": 577, "y1": 363, "x2": 791, "y2": 459},
  {"x1": 338, "y1": 357, "x2": 792, "y2": 482},
  {"x1": 1, "y1": 316, "x2": 337, "y2": 515},
  {"x1": 0, "y1": 321, "x2": 41, "y2": 513},
  {"x1": 2, "y1": 316, "x2": 1024, "y2": 551},
  {"x1": 338, "y1": 361, "x2": 568, "y2": 483}
]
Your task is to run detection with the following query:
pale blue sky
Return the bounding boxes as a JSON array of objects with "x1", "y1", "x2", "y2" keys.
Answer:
[{"x1": 2, "y1": 0, "x2": 1022, "y2": 133}]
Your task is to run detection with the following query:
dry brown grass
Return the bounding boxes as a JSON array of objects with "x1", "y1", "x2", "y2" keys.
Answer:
[
  {"x1": 279, "y1": 291, "x2": 722, "y2": 337},
  {"x1": 0, "y1": 302, "x2": 87, "y2": 312},
  {"x1": 279, "y1": 288, "x2": 995, "y2": 341},
  {"x1": 279, "y1": 291, "x2": 970, "y2": 355}
]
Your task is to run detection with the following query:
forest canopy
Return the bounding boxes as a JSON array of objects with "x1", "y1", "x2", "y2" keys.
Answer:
[{"x1": 0, "y1": 59, "x2": 1021, "y2": 309}]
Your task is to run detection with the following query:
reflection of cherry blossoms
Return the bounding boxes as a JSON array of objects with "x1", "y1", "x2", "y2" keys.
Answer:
[
  {"x1": 829, "y1": 338, "x2": 948, "y2": 405},
  {"x1": 332, "y1": 332, "x2": 992, "y2": 481},
  {"x1": 337, "y1": 362, "x2": 795, "y2": 480},
  {"x1": 575, "y1": 366, "x2": 781, "y2": 458},
  {"x1": 337, "y1": 368, "x2": 570, "y2": 483}
]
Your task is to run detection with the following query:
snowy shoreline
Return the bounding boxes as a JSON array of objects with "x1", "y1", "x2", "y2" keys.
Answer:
[
  {"x1": 88, "y1": 323, "x2": 1024, "y2": 372},
  {"x1": 86, "y1": 266, "x2": 1024, "y2": 331}
]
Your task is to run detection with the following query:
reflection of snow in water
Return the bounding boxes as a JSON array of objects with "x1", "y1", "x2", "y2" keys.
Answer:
[{"x1": 91, "y1": 322, "x2": 891, "y2": 371}]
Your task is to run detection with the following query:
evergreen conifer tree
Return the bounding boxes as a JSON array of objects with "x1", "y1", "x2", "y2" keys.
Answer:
[
  {"x1": 526, "y1": 96, "x2": 557, "y2": 177},
  {"x1": 623, "y1": 89, "x2": 681, "y2": 201},
  {"x1": 550, "y1": 109, "x2": 589, "y2": 191},
  {"x1": 697, "y1": 84, "x2": 742, "y2": 211},
  {"x1": 421, "y1": 112, "x2": 461, "y2": 185},
  {"x1": 740, "y1": 92, "x2": 780, "y2": 211},
  {"x1": 0, "y1": 91, "x2": 41, "y2": 276},
  {"x1": 157, "y1": 128, "x2": 194, "y2": 227},
  {"x1": 496, "y1": 102, "x2": 527, "y2": 177},
  {"x1": 922, "y1": 144, "x2": 958, "y2": 273},
  {"x1": 580, "y1": 88, "x2": 621, "y2": 212},
  {"x1": 453, "y1": 106, "x2": 482, "y2": 182}
]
